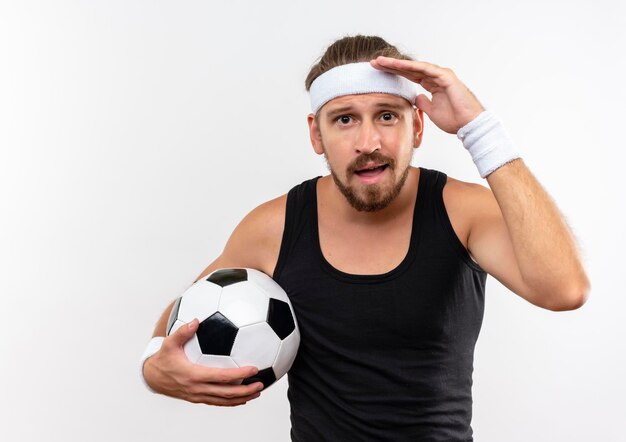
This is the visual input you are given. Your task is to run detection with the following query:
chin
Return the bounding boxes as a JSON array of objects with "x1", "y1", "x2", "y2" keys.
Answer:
[{"x1": 334, "y1": 168, "x2": 410, "y2": 212}]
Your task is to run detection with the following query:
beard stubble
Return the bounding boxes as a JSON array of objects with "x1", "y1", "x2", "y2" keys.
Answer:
[{"x1": 323, "y1": 148, "x2": 414, "y2": 212}]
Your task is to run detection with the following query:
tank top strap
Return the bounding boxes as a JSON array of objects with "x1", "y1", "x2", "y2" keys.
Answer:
[
  {"x1": 412, "y1": 166, "x2": 442, "y2": 222},
  {"x1": 426, "y1": 167, "x2": 487, "y2": 273},
  {"x1": 272, "y1": 176, "x2": 321, "y2": 281}
]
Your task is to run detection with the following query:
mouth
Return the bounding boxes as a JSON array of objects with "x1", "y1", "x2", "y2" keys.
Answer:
[{"x1": 354, "y1": 163, "x2": 389, "y2": 177}]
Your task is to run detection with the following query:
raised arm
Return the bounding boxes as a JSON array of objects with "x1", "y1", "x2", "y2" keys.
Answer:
[
  {"x1": 369, "y1": 56, "x2": 590, "y2": 311},
  {"x1": 468, "y1": 159, "x2": 590, "y2": 311}
]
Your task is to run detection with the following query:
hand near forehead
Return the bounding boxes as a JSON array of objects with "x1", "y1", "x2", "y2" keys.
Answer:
[{"x1": 370, "y1": 56, "x2": 486, "y2": 134}]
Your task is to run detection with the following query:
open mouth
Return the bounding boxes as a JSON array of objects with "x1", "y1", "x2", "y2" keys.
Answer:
[{"x1": 354, "y1": 164, "x2": 389, "y2": 177}]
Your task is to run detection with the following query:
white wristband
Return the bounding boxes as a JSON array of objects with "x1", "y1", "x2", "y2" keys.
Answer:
[
  {"x1": 457, "y1": 110, "x2": 521, "y2": 178},
  {"x1": 140, "y1": 336, "x2": 165, "y2": 393}
]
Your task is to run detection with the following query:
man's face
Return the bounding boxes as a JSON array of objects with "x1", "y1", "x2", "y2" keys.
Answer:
[{"x1": 307, "y1": 93, "x2": 423, "y2": 212}]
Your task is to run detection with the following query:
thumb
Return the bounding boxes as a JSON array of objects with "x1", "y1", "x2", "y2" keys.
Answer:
[
  {"x1": 169, "y1": 318, "x2": 198, "y2": 348},
  {"x1": 415, "y1": 94, "x2": 432, "y2": 115}
]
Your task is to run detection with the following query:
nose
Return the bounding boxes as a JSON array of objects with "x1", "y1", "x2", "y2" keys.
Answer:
[{"x1": 354, "y1": 119, "x2": 381, "y2": 154}]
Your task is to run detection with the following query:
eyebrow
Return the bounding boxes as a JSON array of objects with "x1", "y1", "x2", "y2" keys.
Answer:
[{"x1": 325, "y1": 102, "x2": 406, "y2": 119}]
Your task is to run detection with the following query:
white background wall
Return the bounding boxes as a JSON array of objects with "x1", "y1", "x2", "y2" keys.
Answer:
[{"x1": 1, "y1": 1, "x2": 624, "y2": 441}]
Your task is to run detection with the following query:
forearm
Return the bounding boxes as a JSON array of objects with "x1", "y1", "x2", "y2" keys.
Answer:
[{"x1": 486, "y1": 158, "x2": 590, "y2": 305}]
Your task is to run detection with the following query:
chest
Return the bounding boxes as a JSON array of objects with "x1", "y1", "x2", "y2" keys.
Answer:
[
  {"x1": 317, "y1": 185, "x2": 471, "y2": 275},
  {"x1": 318, "y1": 215, "x2": 412, "y2": 275}
]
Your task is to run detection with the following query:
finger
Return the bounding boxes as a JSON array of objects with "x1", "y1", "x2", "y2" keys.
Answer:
[
  {"x1": 371, "y1": 56, "x2": 444, "y2": 78},
  {"x1": 370, "y1": 59, "x2": 452, "y2": 88},
  {"x1": 369, "y1": 63, "x2": 428, "y2": 84},
  {"x1": 195, "y1": 381, "x2": 265, "y2": 399},
  {"x1": 190, "y1": 364, "x2": 259, "y2": 384},
  {"x1": 415, "y1": 94, "x2": 432, "y2": 114},
  {"x1": 189, "y1": 391, "x2": 262, "y2": 407}
]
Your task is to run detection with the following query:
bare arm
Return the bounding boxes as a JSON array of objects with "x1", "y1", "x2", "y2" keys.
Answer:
[
  {"x1": 150, "y1": 193, "x2": 286, "y2": 337},
  {"x1": 468, "y1": 158, "x2": 591, "y2": 311},
  {"x1": 142, "y1": 194, "x2": 286, "y2": 405}
]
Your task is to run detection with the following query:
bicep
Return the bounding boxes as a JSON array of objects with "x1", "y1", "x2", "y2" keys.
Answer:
[
  {"x1": 153, "y1": 198, "x2": 285, "y2": 336},
  {"x1": 193, "y1": 254, "x2": 231, "y2": 283}
]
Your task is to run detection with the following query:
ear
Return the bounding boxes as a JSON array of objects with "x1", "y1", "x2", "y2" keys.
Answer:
[
  {"x1": 307, "y1": 113, "x2": 325, "y2": 155},
  {"x1": 412, "y1": 107, "x2": 424, "y2": 149}
]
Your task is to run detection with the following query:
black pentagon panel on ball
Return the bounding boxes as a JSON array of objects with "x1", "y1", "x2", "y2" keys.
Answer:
[
  {"x1": 267, "y1": 298, "x2": 296, "y2": 339},
  {"x1": 166, "y1": 296, "x2": 182, "y2": 336},
  {"x1": 207, "y1": 268, "x2": 248, "y2": 287},
  {"x1": 242, "y1": 367, "x2": 277, "y2": 389},
  {"x1": 197, "y1": 312, "x2": 239, "y2": 355}
]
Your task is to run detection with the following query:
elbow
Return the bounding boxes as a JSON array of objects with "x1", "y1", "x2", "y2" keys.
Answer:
[{"x1": 546, "y1": 280, "x2": 591, "y2": 312}]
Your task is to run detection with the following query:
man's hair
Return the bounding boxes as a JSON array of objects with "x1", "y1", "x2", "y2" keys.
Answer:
[{"x1": 305, "y1": 34, "x2": 415, "y2": 123}]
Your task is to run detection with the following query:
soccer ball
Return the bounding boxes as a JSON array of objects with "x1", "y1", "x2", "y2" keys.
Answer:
[{"x1": 166, "y1": 267, "x2": 300, "y2": 389}]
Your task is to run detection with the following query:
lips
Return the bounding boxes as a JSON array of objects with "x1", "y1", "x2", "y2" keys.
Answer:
[{"x1": 354, "y1": 163, "x2": 389, "y2": 176}]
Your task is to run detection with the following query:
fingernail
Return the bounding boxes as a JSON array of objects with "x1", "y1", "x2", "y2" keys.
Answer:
[{"x1": 257, "y1": 383, "x2": 264, "y2": 391}]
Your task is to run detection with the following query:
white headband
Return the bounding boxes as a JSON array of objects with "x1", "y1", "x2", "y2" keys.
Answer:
[{"x1": 309, "y1": 61, "x2": 419, "y2": 115}]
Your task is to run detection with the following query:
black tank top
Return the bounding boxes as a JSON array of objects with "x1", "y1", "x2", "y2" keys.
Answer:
[{"x1": 273, "y1": 167, "x2": 487, "y2": 442}]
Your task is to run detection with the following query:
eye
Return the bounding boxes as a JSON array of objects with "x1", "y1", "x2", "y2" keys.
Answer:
[
  {"x1": 381, "y1": 112, "x2": 397, "y2": 122},
  {"x1": 335, "y1": 115, "x2": 353, "y2": 125}
]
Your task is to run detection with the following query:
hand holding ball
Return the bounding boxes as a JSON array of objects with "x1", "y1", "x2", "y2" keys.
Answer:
[{"x1": 166, "y1": 268, "x2": 300, "y2": 390}]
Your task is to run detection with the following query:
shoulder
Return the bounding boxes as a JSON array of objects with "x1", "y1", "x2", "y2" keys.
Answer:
[
  {"x1": 220, "y1": 193, "x2": 287, "y2": 274},
  {"x1": 442, "y1": 174, "x2": 492, "y2": 200},
  {"x1": 440, "y1": 172, "x2": 498, "y2": 249},
  {"x1": 192, "y1": 192, "x2": 288, "y2": 282},
  {"x1": 442, "y1": 172, "x2": 500, "y2": 228}
]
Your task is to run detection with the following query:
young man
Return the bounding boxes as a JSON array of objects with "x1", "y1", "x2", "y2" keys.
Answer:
[{"x1": 141, "y1": 35, "x2": 590, "y2": 440}]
